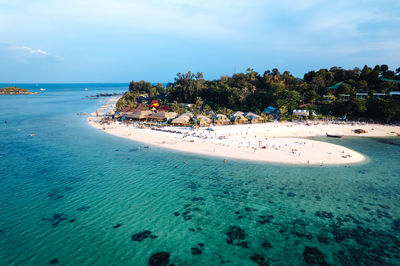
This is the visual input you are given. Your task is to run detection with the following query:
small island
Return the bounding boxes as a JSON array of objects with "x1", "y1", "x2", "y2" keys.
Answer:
[{"x1": 0, "y1": 87, "x2": 38, "y2": 95}]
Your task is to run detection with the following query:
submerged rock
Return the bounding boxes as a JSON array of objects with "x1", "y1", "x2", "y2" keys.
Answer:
[
  {"x1": 131, "y1": 230, "x2": 151, "y2": 241},
  {"x1": 261, "y1": 240, "x2": 272, "y2": 249},
  {"x1": 376, "y1": 209, "x2": 392, "y2": 219},
  {"x1": 236, "y1": 241, "x2": 249, "y2": 248},
  {"x1": 258, "y1": 215, "x2": 274, "y2": 225},
  {"x1": 250, "y1": 254, "x2": 269, "y2": 266},
  {"x1": 48, "y1": 189, "x2": 64, "y2": 200},
  {"x1": 148, "y1": 252, "x2": 170, "y2": 266},
  {"x1": 191, "y1": 247, "x2": 202, "y2": 255},
  {"x1": 317, "y1": 235, "x2": 329, "y2": 244},
  {"x1": 226, "y1": 226, "x2": 245, "y2": 240},
  {"x1": 378, "y1": 204, "x2": 390, "y2": 210},
  {"x1": 46, "y1": 214, "x2": 67, "y2": 227},
  {"x1": 393, "y1": 219, "x2": 400, "y2": 231},
  {"x1": 315, "y1": 211, "x2": 334, "y2": 219},
  {"x1": 303, "y1": 247, "x2": 328, "y2": 265},
  {"x1": 293, "y1": 231, "x2": 312, "y2": 240},
  {"x1": 49, "y1": 258, "x2": 59, "y2": 264}
]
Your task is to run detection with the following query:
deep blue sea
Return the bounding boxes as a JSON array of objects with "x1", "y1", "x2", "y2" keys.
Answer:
[{"x1": 1, "y1": 84, "x2": 400, "y2": 265}]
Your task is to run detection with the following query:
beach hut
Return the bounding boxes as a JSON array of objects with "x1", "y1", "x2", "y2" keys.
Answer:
[
  {"x1": 231, "y1": 111, "x2": 244, "y2": 118},
  {"x1": 356, "y1": 92, "x2": 368, "y2": 99},
  {"x1": 293, "y1": 110, "x2": 309, "y2": 116},
  {"x1": 213, "y1": 114, "x2": 230, "y2": 125},
  {"x1": 373, "y1": 93, "x2": 385, "y2": 99},
  {"x1": 230, "y1": 112, "x2": 248, "y2": 124},
  {"x1": 195, "y1": 115, "x2": 212, "y2": 127},
  {"x1": 119, "y1": 104, "x2": 146, "y2": 116},
  {"x1": 183, "y1": 112, "x2": 194, "y2": 118},
  {"x1": 119, "y1": 106, "x2": 136, "y2": 116},
  {"x1": 127, "y1": 110, "x2": 153, "y2": 121},
  {"x1": 171, "y1": 115, "x2": 191, "y2": 126},
  {"x1": 146, "y1": 111, "x2": 178, "y2": 122},
  {"x1": 389, "y1": 91, "x2": 400, "y2": 100},
  {"x1": 245, "y1": 112, "x2": 263, "y2": 124},
  {"x1": 171, "y1": 112, "x2": 193, "y2": 126}
]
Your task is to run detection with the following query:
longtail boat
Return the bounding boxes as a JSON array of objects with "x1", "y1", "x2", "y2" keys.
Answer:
[{"x1": 326, "y1": 133, "x2": 344, "y2": 138}]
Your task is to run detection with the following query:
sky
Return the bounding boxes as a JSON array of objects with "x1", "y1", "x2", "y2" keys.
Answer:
[{"x1": 0, "y1": 0, "x2": 399, "y2": 83}]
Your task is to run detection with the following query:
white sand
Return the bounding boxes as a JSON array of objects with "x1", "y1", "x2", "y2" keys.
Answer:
[{"x1": 87, "y1": 98, "x2": 400, "y2": 165}]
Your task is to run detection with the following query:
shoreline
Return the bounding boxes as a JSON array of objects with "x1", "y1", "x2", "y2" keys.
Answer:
[{"x1": 84, "y1": 97, "x2": 395, "y2": 165}]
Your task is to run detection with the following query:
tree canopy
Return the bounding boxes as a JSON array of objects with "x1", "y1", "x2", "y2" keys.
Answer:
[{"x1": 117, "y1": 65, "x2": 400, "y2": 122}]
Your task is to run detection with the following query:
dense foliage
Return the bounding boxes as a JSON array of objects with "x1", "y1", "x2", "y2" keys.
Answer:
[{"x1": 117, "y1": 65, "x2": 400, "y2": 122}]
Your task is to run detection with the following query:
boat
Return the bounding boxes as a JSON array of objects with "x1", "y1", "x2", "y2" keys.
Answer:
[
  {"x1": 84, "y1": 88, "x2": 88, "y2": 91},
  {"x1": 381, "y1": 140, "x2": 400, "y2": 146},
  {"x1": 40, "y1": 88, "x2": 46, "y2": 91},
  {"x1": 326, "y1": 133, "x2": 343, "y2": 138}
]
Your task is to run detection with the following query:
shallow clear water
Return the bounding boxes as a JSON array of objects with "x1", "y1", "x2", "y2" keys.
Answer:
[{"x1": 1, "y1": 84, "x2": 400, "y2": 265}]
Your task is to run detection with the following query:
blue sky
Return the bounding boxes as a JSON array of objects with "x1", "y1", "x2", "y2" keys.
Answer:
[{"x1": 1, "y1": 0, "x2": 399, "y2": 83}]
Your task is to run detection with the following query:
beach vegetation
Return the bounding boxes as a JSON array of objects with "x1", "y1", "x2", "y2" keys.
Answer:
[{"x1": 117, "y1": 64, "x2": 400, "y2": 123}]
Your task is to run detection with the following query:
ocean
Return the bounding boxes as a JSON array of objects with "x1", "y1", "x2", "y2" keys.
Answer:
[{"x1": 1, "y1": 83, "x2": 400, "y2": 265}]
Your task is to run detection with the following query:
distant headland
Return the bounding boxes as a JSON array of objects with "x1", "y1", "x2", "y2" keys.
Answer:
[{"x1": 0, "y1": 87, "x2": 38, "y2": 95}]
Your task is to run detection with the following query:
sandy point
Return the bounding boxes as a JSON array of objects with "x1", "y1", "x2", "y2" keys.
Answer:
[{"x1": 87, "y1": 119, "x2": 367, "y2": 166}]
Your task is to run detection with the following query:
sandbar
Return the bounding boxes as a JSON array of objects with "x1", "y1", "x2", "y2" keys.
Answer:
[{"x1": 86, "y1": 98, "x2": 400, "y2": 165}]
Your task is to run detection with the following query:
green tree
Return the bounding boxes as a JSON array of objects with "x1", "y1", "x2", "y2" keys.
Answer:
[
  {"x1": 276, "y1": 90, "x2": 301, "y2": 111},
  {"x1": 195, "y1": 97, "x2": 203, "y2": 109}
]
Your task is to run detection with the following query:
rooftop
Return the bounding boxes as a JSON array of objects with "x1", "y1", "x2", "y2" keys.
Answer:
[{"x1": 327, "y1": 82, "x2": 343, "y2": 90}]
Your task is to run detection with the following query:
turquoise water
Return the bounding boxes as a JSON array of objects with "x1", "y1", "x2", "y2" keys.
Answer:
[{"x1": 1, "y1": 84, "x2": 400, "y2": 265}]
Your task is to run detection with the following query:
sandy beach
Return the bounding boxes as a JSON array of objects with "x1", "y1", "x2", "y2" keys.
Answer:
[{"x1": 86, "y1": 97, "x2": 400, "y2": 165}]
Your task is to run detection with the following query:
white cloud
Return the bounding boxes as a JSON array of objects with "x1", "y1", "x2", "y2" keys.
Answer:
[
  {"x1": 13, "y1": 45, "x2": 49, "y2": 55},
  {"x1": 8, "y1": 45, "x2": 64, "y2": 61}
]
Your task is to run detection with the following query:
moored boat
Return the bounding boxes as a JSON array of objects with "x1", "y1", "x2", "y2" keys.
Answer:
[{"x1": 326, "y1": 133, "x2": 344, "y2": 138}]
